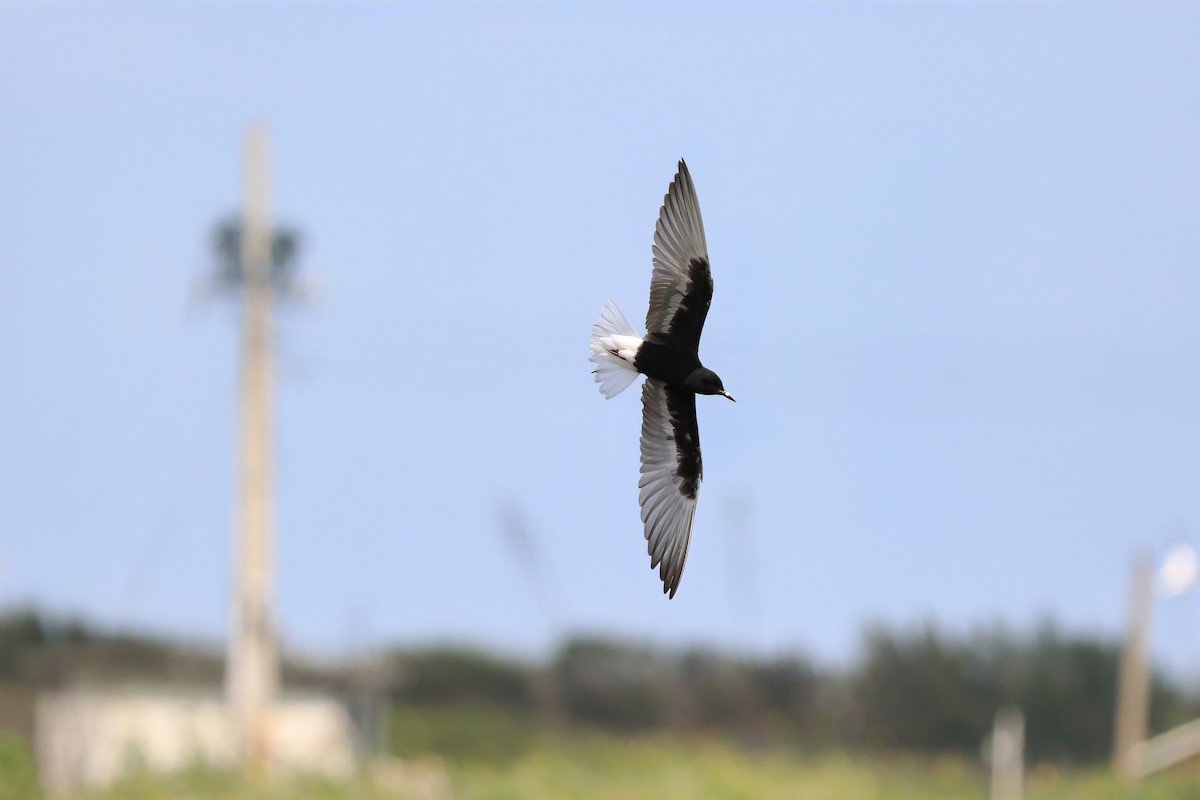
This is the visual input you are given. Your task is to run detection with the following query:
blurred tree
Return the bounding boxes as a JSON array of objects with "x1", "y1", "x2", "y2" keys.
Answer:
[
  {"x1": 2, "y1": 609, "x2": 1197, "y2": 766},
  {"x1": 1018, "y1": 623, "x2": 1118, "y2": 762},
  {"x1": 0, "y1": 610, "x2": 45, "y2": 681},
  {"x1": 849, "y1": 624, "x2": 998, "y2": 752},
  {"x1": 847, "y1": 621, "x2": 1200, "y2": 763},
  {"x1": 553, "y1": 638, "x2": 671, "y2": 731},
  {"x1": 390, "y1": 648, "x2": 532, "y2": 709}
]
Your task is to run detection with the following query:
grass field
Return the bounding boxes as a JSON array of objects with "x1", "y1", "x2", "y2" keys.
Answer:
[
  {"x1": 21, "y1": 736, "x2": 1196, "y2": 800},
  {"x1": 447, "y1": 742, "x2": 1200, "y2": 800},
  {"x1": 5, "y1": 705, "x2": 1199, "y2": 800}
]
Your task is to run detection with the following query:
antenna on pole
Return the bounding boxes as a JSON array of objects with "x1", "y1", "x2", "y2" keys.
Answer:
[{"x1": 215, "y1": 124, "x2": 301, "y2": 773}]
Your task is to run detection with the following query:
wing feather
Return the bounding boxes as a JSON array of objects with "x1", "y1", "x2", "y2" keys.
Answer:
[
  {"x1": 646, "y1": 160, "x2": 713, "y2": 349},
  {"x1": 638, "y1": 379, "x2": 702, "y2": 597}
]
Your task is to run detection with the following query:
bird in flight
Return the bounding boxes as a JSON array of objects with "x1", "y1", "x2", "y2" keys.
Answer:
[{"x1": 589, "y1": 160, "x2": 734, "y2": 598}]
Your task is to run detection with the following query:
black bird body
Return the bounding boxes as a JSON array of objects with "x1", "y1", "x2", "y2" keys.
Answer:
[
  {"x1": 589, "y1": 160, "x2": 734, "y2": 598},
  {"x1": 635, "y1": 333, "x2": 728, "y2": 411},
  {"x1": 633, "y1": 334, "x2": 702, "y2": 386}
]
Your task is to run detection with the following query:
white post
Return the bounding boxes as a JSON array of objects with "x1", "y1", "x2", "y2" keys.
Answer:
[
  {"x1": 1113, "y1": 555, "x2": 1154, "y2": 782},
  {"x1": 990, "y1": 706, "x2": 1024, "y2": 800},
  {"x1": 227, "y1": 124, "x2": 279, "y2": 773}
]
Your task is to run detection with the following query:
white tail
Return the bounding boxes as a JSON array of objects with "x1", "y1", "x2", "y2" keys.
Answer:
[{"x1": 589, "y1": 300, "x2": 643, "y2": 398}]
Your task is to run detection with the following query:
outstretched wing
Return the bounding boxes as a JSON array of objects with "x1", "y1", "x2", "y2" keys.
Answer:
[
  {"x1": 639, "y1": 378, "x2": 702, "y2": 598},
  {"x1": 646, "y1": 160, "x2": 713, "y2": 350}
]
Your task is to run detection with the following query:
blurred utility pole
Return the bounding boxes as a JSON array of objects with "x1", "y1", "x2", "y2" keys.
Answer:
[
  {"x1": 216, "y1": 125, "x2": 301, "y2": 774},
  {"x1": 1113, "y1": 554, "x2": 1154, "y2": 782}
]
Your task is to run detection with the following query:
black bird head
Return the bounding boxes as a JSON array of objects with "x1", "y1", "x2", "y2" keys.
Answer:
[{"x1": 685, "y1": 367, "x2": 736, "y2": 402}]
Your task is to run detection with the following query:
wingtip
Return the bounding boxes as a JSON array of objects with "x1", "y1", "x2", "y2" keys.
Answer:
[{"x1": 662, "y1": 565, "x2": 681, "y2": 599}]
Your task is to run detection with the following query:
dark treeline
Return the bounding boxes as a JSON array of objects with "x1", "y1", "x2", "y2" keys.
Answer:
[
  {"x1": 383, "y1": 624, "x2": 1200, "y2": 764},
  {"x1": 387, "y1": 625, "x2": 1198, "y2": 764},
  {"x1": 2, "y1": 610, "x2": 1198, "y2": 765}
]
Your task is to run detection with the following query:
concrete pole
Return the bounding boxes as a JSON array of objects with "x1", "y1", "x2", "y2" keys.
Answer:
[
  {"x1": 990, "y1": 706, "x2": 1024, "y2": 800},
  {"x1": 226, "y1": 124, "x2": 278, "y2": 773},
  {"x1": 1113, "y1": 554, "x2": 1154, "y2": 782}
]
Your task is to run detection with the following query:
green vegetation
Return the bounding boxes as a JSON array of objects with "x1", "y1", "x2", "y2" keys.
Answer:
[
  {"x1": 0, "y1": 734, "x2": 41, "y2": 800},
  {"x1": 3, "y1": 733, "x2": 1200, "y2": 800},
  {"x1": 388, "y1": 704, "x2": 541, "y2": 765},
  {"x1": 389, "y1": 625, "x2": 1198, "y2": 764},
  {"x1": 4, "y1": 610, "x2": 1200, "y2": 798},
  {"x1": 448, "y1": 743, "x2": 1200, "y2": 800},
  {"x1": 5, "y1": 698, "x2": 1200, "y2": 800}
]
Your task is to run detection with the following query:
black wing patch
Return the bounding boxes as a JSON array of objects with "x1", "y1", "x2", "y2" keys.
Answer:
[
  {"x1": 646, "y1": 160, "x2": 712, "y2": 350},
  {"x1": 639, "y1": 379, "x2": 703, "y2": 598}
]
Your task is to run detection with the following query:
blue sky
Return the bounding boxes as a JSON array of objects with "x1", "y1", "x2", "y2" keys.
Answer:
[{"x1": 3, "y1": 2, "x2": 1200, "y2": 672}]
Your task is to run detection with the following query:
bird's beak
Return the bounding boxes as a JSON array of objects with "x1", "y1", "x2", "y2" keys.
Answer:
[{"x1": 721, "y1": 391, "x2": 736, "y2": 403}]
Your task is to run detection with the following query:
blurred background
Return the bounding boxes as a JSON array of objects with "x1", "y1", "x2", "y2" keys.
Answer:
[{"x1": 2, "y1": 2, "x2": 1200, "y2": 798}]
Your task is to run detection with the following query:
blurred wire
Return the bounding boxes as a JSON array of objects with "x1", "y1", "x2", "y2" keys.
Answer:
[
  {"x1": 116, "y1": 375, "x2": 229, "y2": 620},
  {"x1": 722, "y1": 489, "x2": 761, "y2": 649},
  {"x1": 496, "y1": 501, "x2": 561, "y2": 630}
]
